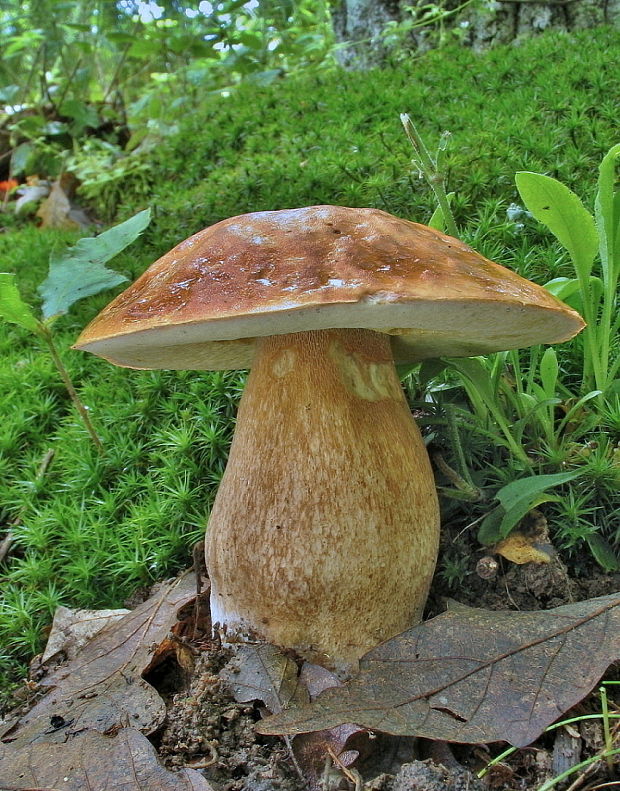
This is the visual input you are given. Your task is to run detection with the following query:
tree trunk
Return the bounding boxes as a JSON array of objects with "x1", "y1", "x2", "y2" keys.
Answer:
[
  {"x1": 330, "y1": 0, "x2": 620, "y2": 66},
  {"x1": 331, "y1": 0, "x2": 402, "y2": 67}
]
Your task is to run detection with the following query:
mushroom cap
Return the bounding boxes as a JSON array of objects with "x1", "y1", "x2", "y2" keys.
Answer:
[{"x1": 74, "y1": 205, "x2": 584, "y2": 369}]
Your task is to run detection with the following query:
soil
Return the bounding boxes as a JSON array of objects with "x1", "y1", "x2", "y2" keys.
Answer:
[{"x1": 148, "y1": 536, "x2": 619, "y2": 791}]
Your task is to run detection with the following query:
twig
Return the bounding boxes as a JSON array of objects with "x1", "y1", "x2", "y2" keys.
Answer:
[{"x1": 0, "y1": 448, "x2": 55, "y2": 564}]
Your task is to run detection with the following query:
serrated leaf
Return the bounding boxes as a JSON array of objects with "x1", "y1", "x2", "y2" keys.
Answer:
[
  {"x1": 39, "y1": 209, "x2": 151, "y2": 319},
  {"x1": 258, "y1": 593, "x2": 620, "y2": 748},
  {"x1": 0, "y1": 273, "x2": 41, "y2": 334},
  {"x1": 516, "y1": 172, "x2": 598, "y2": 278}
]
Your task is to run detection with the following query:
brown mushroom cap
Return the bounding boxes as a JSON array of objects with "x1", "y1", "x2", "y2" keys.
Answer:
[{"x1": 74, "y1": 205, "x2": 584, "y2": 369}]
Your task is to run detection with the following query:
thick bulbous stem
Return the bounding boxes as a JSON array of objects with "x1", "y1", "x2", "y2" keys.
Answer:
[{"x1": 205, "y1": 328, "x2": 439, "y2": 674}]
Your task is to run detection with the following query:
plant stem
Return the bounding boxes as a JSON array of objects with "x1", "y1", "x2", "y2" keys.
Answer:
[
  {"x1": 39, "y1": 324, "x2": 104, "y2": 454},
  {"x1": 600, "y1": 685, "x2": 615, "y2": 774},
  {"x1": 400, "y1": 113, "x2": 459, "y2": 238}
]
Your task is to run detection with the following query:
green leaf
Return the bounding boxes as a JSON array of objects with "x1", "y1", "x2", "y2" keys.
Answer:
[
  {"x1": 496, "y1": 471, "x2": 582, "y2": 513},
  {"x1": 479, "y1": 471, "x2": 583, "y2": 545},
  {"x1": 10, "y1": 141, "x2": 34, "y2": 177},
  {"x1": 594, "y1": 143, "x2": 620, "y2": 286},
  {"x1": 587, "y1": 534, "x2": 620, "y2": 572},
  {"x1": 516, "y1": 172, "x2": 599, "y2": 279},
  {"x1": 497, "y1": 493, "x2": 560, "y2": 540},
  {"x1": 477, "y1": 506, "x2": 504, "y2": 545},
  {"x1": 39, "y1": 209, "x2": 151, "y2": 320},
  {"x1": 0, "y1": 273, "x2": 41, "y2": 334},
  {"x1": 539, "y1": 347, "x2": 558, "y2": 399},
  {"x1": 428, "y1": 191, "x2": 454, "y2": 232}
]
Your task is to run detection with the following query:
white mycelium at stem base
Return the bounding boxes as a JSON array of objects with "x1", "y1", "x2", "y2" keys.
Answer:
[{"x1": 206, "y1": 327, "x2": 440, "y2": 674}]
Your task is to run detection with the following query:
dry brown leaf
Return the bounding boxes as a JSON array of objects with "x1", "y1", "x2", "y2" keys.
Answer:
[
  {"x1": 219, "y1": 643, "x2": 309, "y2": 713},
  {"x1": 0, "y1": 727, "x2": 215, "y2": 790},
  {"x1": 36, "y1": 180, "x2": 77, "y2": 229},
  {"x1": 1, "y1": 573, "x2": 197, "y2": 749},
  {"x1": 494, "y1": 532, "x2": 555, "y2": 565},
  {"x1": 220, "y1": 647, "x2": 370, "y2": 790},
  {"x1": 258, "y1": 593, "x2": 620, "y2": 748},
  {"x1": 41, "y1": 605, "x2": 130, "y2": 663}
]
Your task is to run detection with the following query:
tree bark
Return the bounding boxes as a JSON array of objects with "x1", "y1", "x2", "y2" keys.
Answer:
[{"x1": 330, "y1": 0, "x2": 620, "y2": 66}]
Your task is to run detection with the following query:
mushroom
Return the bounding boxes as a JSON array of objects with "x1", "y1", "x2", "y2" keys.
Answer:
[{"x1": 74, "y1": 205, "x2": 584, "y2": 674}]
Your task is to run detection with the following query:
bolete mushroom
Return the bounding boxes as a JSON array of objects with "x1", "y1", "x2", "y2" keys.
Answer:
[{"x1": 74, "y1": 205, "x2": 584, "y2": 674}]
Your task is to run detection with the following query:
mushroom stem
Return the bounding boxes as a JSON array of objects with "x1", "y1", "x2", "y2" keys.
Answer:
[{"x1": 206, "y1": 328, "x2": 439, "y2": 674}]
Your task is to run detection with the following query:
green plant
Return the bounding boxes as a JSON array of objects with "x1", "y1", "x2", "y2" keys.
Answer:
[
  {"x1": 401, "y1": 110, "x2": 619, "y2": 565},
  {"x1": 478, "y1": 682, "x2": 619, "y2": 788},
  {"x1": 0, "y1": 209, "x2": 151, "y2": 450}
]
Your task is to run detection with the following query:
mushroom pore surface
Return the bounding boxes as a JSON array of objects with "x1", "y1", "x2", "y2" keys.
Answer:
[{"x1": 206, "y1": 327, "x2": 440, "y2": 674}]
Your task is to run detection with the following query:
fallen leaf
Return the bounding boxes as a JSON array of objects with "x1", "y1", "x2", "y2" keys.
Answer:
[
  {"x1": 219, "y1": 643, "x2": 309, "y2": 712},
  {"x1": 494, "y1": 532, "x2": 555, "y2": 564},
  {"x1": 36, "y1": 179, "x2": 79, "y2": 229},
  {"x1": 257, "y1": 593, "x2": 620, "y2": 748},
  {"x1": 0, "y1": 727, "x2": 215, "y2": 790},
  {"x1": 220, "y1": 648, "x2": 370, "y2": 790},
  {"x1": 1, "y1": 572, "x2": 197, "y2": 749},
  {"x1": 15, "y1": 182, "x2": 50, "y2": 214},
  {"x1": 41, "y1": 605, "x2": 131, "y2": 663}
]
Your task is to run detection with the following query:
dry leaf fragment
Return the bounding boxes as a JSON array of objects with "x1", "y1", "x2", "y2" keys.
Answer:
[
  {"x1": 36, "y1": 179, "x2": 77, "y2": 229},
  {"x1": 219, "y1": 643, "x2": 309, "y2": 713},
  {"x1": 41, "y1": 605, "x2": 130, "y2": 663},
  {"x1": 494, "y1": 532, "x2": 555, "y2": 565},
  {"x1": 0, "y1": 727, "x2": 215, "y2": 790},
  {"x1": 220, "y1": 647, "x2": 371, "y2": 790},
  {"x1": 258, "y1": 593, "x2": 620, "y2": 748},
  {"x1": 1, "y1": 572, "x2": 197, "y2": 749}
]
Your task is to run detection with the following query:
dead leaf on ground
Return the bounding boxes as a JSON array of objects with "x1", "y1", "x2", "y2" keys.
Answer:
[
  {"x1": 220, "y1": 645, "x2": 371, "y2": 790},
  {"x1": 219, "y1": 643, "x2": 309, "y2": 713},
  {"x1": 41, "y1": 605, "x2": 130, "y2": 663},
  {"x1": 0, "y1": 727, "x2": 215, "y2": 790},
  {"x1": 258, "y1": 593, "x2": 620, "y2": 748},
  {"x1": 1, "y1": 572, "x2": 199, "y2": 750},
  {"x1": 494, "y1": 532, "x2": 555, "y2": 565},
  {"x1": 36, "y1": 179, "x2": 76, "y2": 229}
]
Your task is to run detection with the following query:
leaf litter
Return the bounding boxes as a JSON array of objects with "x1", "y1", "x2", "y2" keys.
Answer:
[
  {"x1": 0, "y1": 565, "x2": 617, "y2": 790},
  {"x1": 259, "y1": 593, "x2": 619, "y2": 748}
]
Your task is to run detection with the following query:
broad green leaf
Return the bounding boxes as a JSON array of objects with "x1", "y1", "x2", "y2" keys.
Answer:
[
  {"x1": 39, "y1": 209, "x2": 151, "y2": 320},
  {"x1": 594, "y1": 143, "x2": 620, "y2": 285},
  {"x1": 496, "y1": 471, "x2": 581, "y2": 513},
  {"x1": 497, "y1": 493, "x2": 560, "y2": 541},
  {"x1": 587, "y1": 534, "x2": 620, "y2": 572},
  {"x1": 516, "y1": 172, "x2": 598, "y2": 278},
  {"x1": 539, "y1": 347, "x2": 558, "y2": 399},
  {"x1": 477, "y1": 506, "x2": 504, "y2": 545},
  {"x1": 478, "y1": 492, "x2": 561, "y2": 545},
  {"x1": 0, "y1": 273, "x2": 41, "y2": 334},
  {"x1": 10, "y1": 141, "x2": 34, "y2": 177}
]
